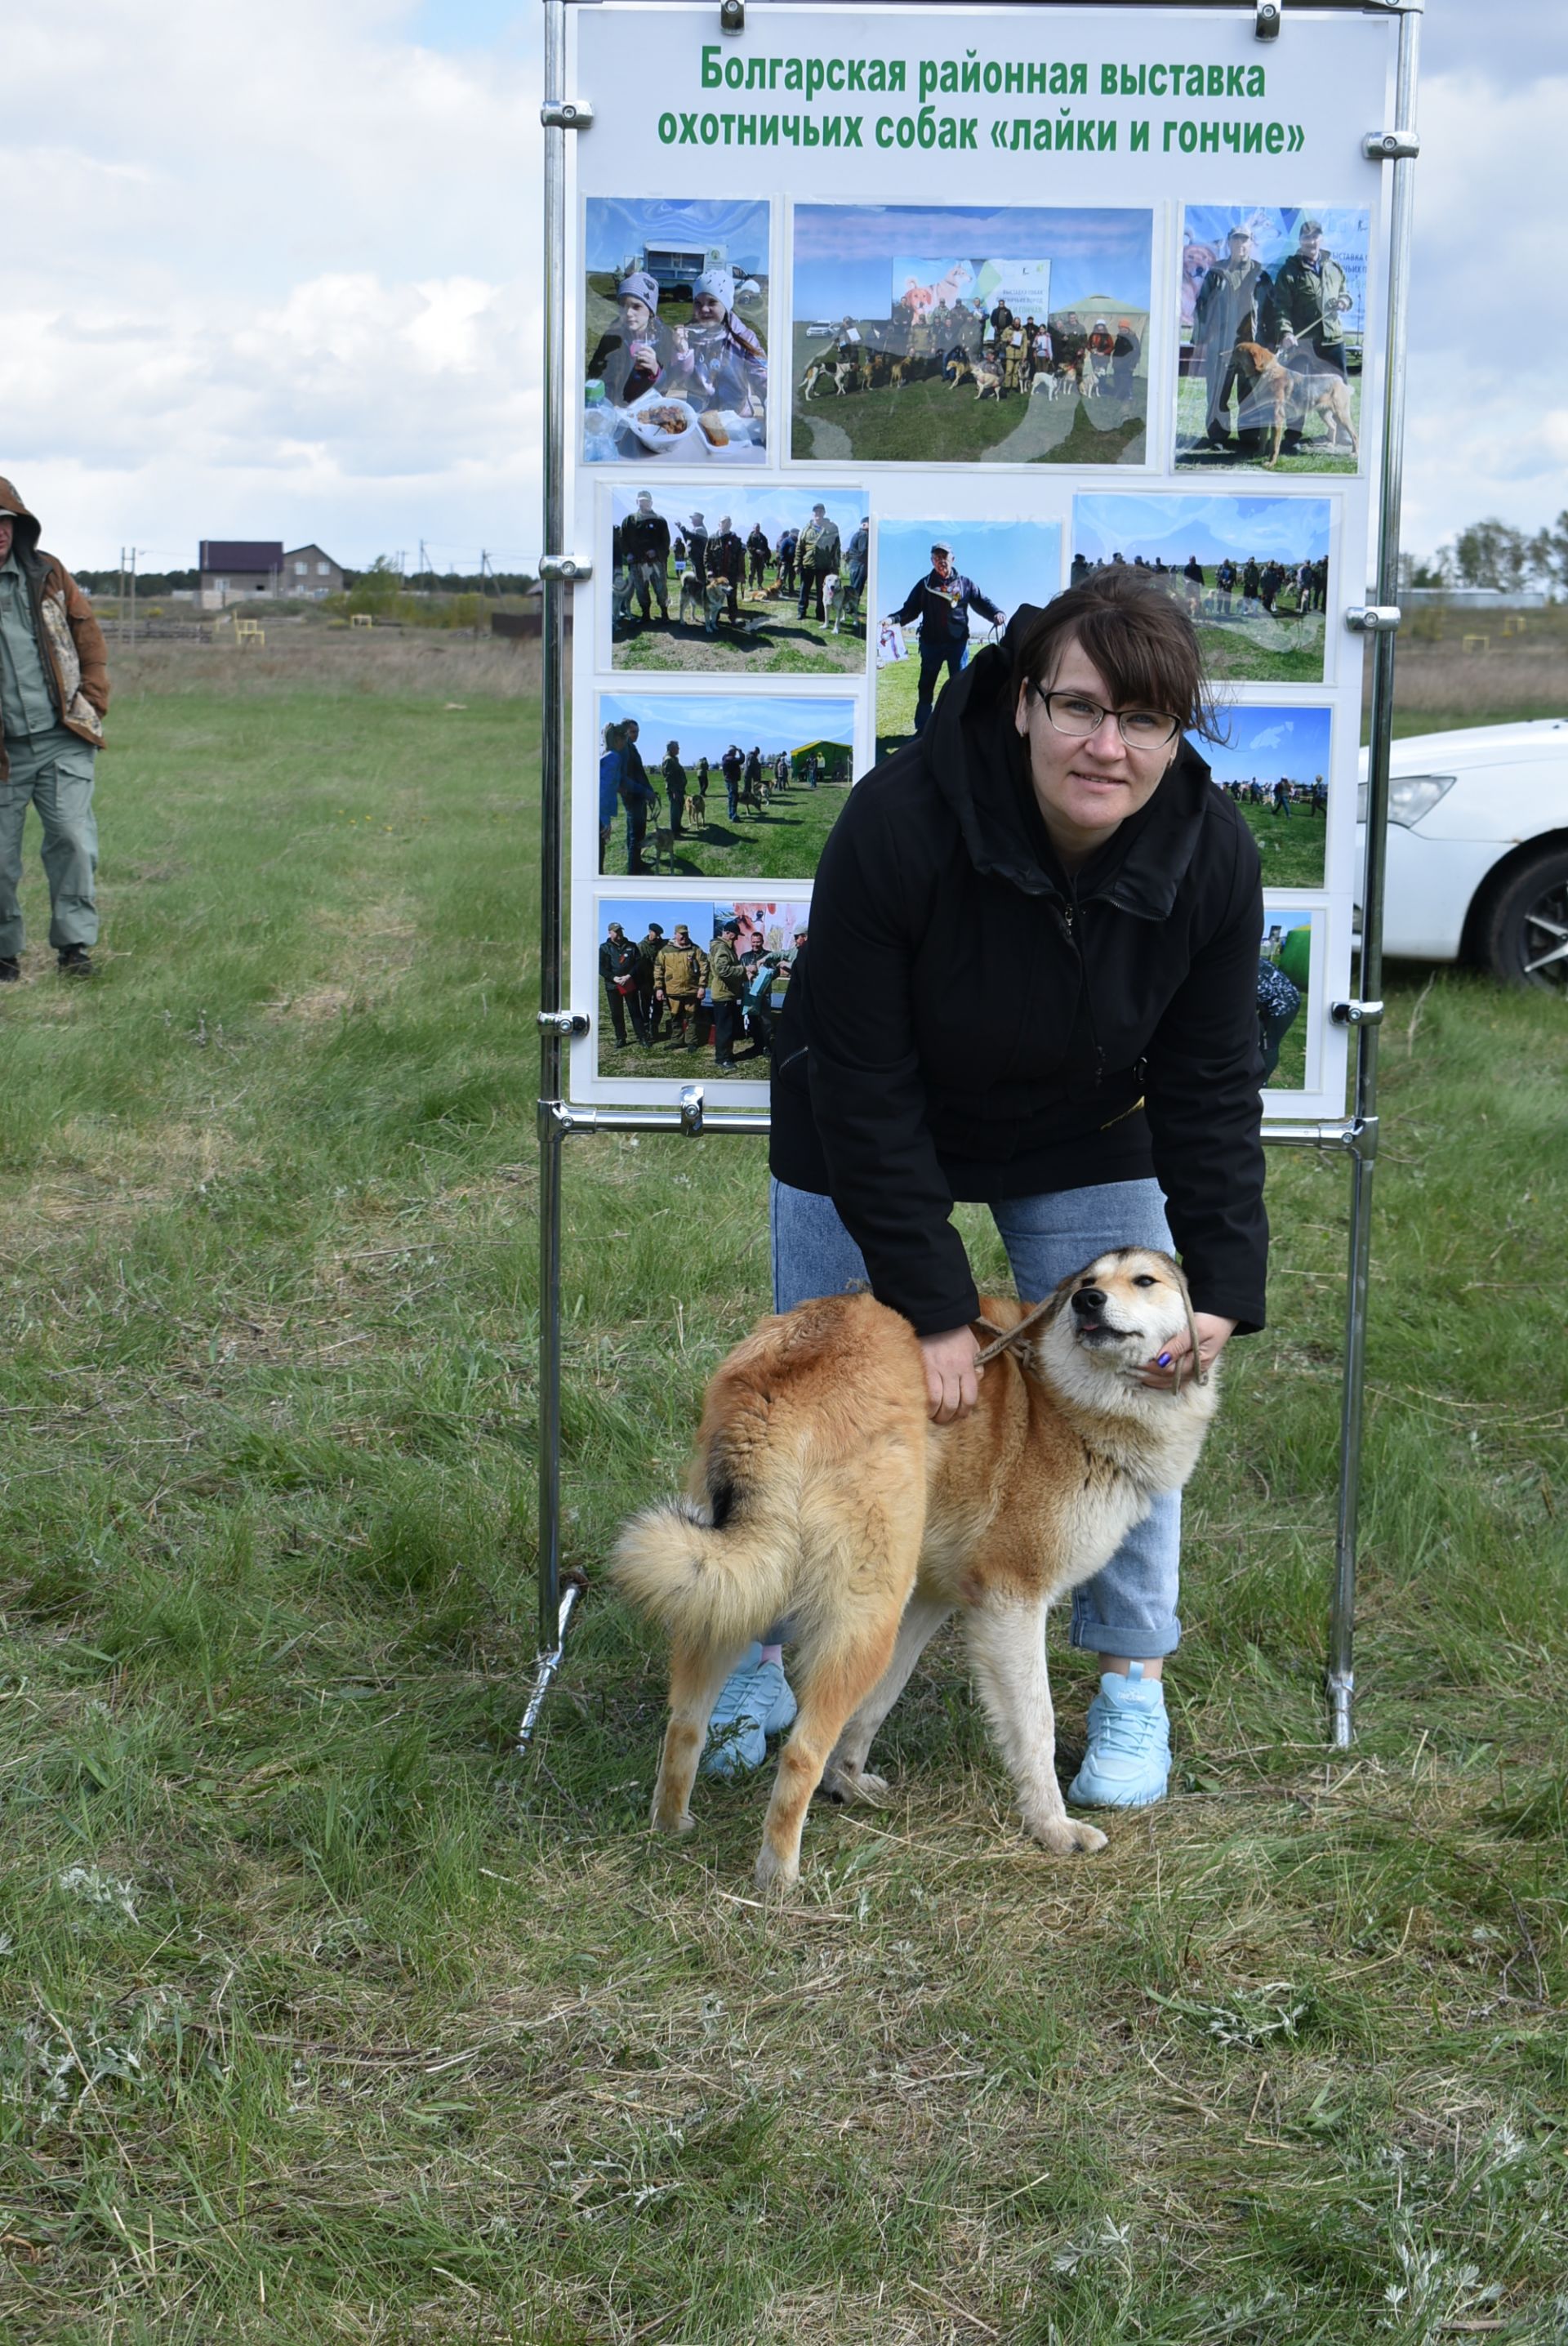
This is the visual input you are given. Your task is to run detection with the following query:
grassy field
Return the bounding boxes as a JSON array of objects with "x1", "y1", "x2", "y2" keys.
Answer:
[
  {"x1": 613, "y1": 591, "x2": 866, "y2": 680},
  {"x1": 1236, "y1": 799, "x2": 1329, "y2": 890},
  {"x1": 603, "y1": 783, "x2": 849, "y2": 885},
  {"x1": 791, "y1": 334, "x2": 1147, "y2": 468},
  {"x1": 2, "y1": 632, "x2": 1566, "y2": 2341},
  {"x1": 1174, "y1": 372, "x2": 1361, "y2": 475}
]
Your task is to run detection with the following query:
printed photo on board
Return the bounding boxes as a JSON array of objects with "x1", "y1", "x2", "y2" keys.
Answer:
[
  {"x1": 875, "y1": 518, "x2": 1063, "y2": 760},
  {"x1": 1176, "y1": 207, "x2": 1370, "y2": 474},
  {"x1": 583, "y1": 198, "x2": 769, "y2": 466},
  {"x1": 609, "y1": 487, "x2": 867, "y2": 676},
  {"x1": 1201, "y1": 705, "x2": 1333, "y2": 889},
  {"x1": 595, "y1": 896, "x2": 807, "y2": 1081},
  {"x1": 1258, "y1": 905, "x2": 1316, "y2": 1091},
  {"x1": 791, "y1": 205, "x2": 1153, "y2": 466},
  {"x1": 596, "y1": 692, "x2": 854, "y2": 882},
  {"x1": 1073, "y1": 493, "x2": 1332, "y2": 684}
]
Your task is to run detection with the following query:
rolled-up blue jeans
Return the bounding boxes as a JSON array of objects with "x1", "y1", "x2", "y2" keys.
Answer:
[{"x1": 768, "y1": 1175, "x2": 1182, "y2": 1660}]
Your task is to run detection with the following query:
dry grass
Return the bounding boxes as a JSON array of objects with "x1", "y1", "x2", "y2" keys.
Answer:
[{"x1": 111, "y1": 626, "x2": 541, "y2": 702}]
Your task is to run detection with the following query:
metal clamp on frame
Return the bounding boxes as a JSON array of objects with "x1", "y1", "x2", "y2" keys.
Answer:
[
  {"x1": 680, "y1": 1084, "x2": 706, "y2": 1137},
  {"x1": 1345, "y1": 604, "x2": 1401, "y2": 635},
  {"x1": 1364, "y1": 130, "x2": 1419, "y2": 161},
  {"x1": 537, "y1": 1010, "x2": 589, "y2": 1039},
  {"x1": 1254, "y1": 2, "x2": 1281, "y2": 38},
  {"x1": 538, "y1": 554, "x2": 593, "y2": 586},
  {"x1": 1330, "y1": 999, "x2": 1384, "y2": 1028},
  {"x1": 540, "y1": 98, "x2": 593, "y2": 131}
]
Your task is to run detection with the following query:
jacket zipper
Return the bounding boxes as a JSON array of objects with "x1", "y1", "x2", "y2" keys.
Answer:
[{"x1": 1054, "y1": 890, "x2": 1107, "y2": 1091}]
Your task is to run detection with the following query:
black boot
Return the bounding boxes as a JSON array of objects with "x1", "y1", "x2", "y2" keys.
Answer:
[
  {"x1": 57, "y1": 943, "x2": 94, "y2": 978},
  {"x1": 0, "y1": 957, "x2": 20, "y2": 983}
]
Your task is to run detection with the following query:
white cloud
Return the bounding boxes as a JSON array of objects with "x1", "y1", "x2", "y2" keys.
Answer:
[
  {"x1": 4, "y1": 5, "x2": 1566, "y2": 573},
  {"x1": 2, "y1": 0, "x2": 541, "y2": 570}
]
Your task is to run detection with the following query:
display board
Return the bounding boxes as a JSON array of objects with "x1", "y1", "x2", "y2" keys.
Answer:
[{"x1": 564, "y1": 2, "x2": 1398, "y2": 1122}]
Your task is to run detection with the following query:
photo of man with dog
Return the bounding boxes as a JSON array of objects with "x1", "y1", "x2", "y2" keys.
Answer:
[
  {"x1": 791, "y1": 204, "x2": 1152, "y2": 466},
  {"x1": 582, "y1": 198, "x2": 769, "y2": 466},
  {"x1": 595, "y1": 692, "x2": 854, "y2": 880},
  {"x1": 1075, "y1": 493, "x2": 1332, "y2": 684},
  {"x1": 1176, "y1": 207, "x2": 1368, "y2": 473},
  {"x1": 608, "y1": 488, "x2": 868, "y2": 676},
  {"x1": 595, "y1": 895, "x2": 806, "y2": 1080},
  {"x1": 1202, "y1": 706, "x2": 1334, "y2": 888},
  {"x1": 876, "y1": 519, "x2": 1062, "y2": 759}
]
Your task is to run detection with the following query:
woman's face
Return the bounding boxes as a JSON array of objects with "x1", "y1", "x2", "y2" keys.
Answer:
[
  {"x1": 693, "y1": 292, "x2": 725, "y2": 325},
  {"x1": 1013, "y1": 639, "x2": 1179, "y2": 856}
]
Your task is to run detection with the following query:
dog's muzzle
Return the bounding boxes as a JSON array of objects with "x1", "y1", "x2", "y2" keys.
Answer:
[{"x1": 1071, "y1": 1287, "x2": 1120, "y2": 1342}]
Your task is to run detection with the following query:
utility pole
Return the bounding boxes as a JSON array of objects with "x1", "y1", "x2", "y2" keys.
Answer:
[
  {"x1": 118, "y1": 546, "x2": 127, "y2": 633},
  {"x1": 479, "y1": 549, "x2": 499, "y2": 595},
  {"x1": 128, "y1": 547, "x2": 138, "y2": 651},
  {"x1": 417, "y1": 538, "x2": 435, "y2": 591}
]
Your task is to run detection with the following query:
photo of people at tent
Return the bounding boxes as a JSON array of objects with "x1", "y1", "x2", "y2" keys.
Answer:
[
  {"x1": 595, "y1": 692, "x2": 855, "y2": 881},
  {"x1": 608, "y1": 487, "x2": 867, "y2": 676},
  {"x1": 1072, "y1": 493, "x2": 1332, "y2": 683},
  {"x1": 1176, "y1": 207, "x2": 1370, "y2": 474},
  {"x1": 875, "y1": 518, "x2": 1063, "y2": 759},
  {"x1": 582, "y1": 198, "x2": 770, "y2": 466},
  {"x1": 791, "y1": 204, "x2": 1152, "y2": 465},
  {"x1": 595, "y1": 896, "x2": 808, "y2": 1080},
  {"x1": 1200, "y1": 705, "x2": 1334, "y2": 887}
]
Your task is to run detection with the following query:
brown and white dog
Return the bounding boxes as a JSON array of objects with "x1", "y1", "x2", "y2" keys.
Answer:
[
  {"x1": 1233, "y1": 340, "x2": 1359, "y2": 467},
  {"x1": 614, "y1": 1249, "x2": 1218, "y2": 1891}
]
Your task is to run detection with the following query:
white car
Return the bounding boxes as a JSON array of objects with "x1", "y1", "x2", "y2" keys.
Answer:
[{"x1": 1356, "y1": 719, "x2": 1568, "y2": 990}]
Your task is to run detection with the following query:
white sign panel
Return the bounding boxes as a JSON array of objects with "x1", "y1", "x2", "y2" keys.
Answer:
[{"x1": 563, "y1": 2, "x2": 1398, "y2": 1122}]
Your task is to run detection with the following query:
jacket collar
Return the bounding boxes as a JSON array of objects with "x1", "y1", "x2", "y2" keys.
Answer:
[{"x1": 922, "y1": 603, "x2": 1211, "y2": 920}]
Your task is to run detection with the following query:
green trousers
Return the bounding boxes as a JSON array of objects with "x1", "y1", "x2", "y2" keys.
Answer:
[{"x1": 0, "y1": 726, "x2": 99, "y2": 957}]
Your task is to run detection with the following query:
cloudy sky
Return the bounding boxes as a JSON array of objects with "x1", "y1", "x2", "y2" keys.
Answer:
[{"x1": 3, "y1": 1, "x2": 1561, "y2": 573}]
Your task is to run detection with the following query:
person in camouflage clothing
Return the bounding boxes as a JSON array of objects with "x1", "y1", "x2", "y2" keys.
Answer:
[{"x1": 653, "y1": 922, "x2": 709, "y2": 1047}]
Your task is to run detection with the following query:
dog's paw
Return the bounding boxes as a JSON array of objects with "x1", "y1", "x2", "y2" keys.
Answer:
[
  {"x1": 753, "y1": 1840, "x2": 800, "y2": 1895},
  {"x1": 1027, "y1": 1815, "x2": 1109, "y2": 1858},
  {"x1": 821, "y1": 1762, "x2": 893, "y2": 1808},
  {"x1": 650, "y1": 1801, "x2": 697, "y2": 1837}
]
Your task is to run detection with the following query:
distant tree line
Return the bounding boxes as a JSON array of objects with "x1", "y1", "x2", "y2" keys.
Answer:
[
  {"x1": 72, "y1": 560, "x2": 537, "y2": 600},
  {"x1": 1408, "y1": 513, "x2": 1568, "y2": 595}
]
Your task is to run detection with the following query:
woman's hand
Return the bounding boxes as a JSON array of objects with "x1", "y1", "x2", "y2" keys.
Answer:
[
  {"x1": 1139, "y1": 1313, "x2": 1236, "y2": 1391},
  {"x1": 920, "y1": 1327, "x2": 983, "y2": 1425}
]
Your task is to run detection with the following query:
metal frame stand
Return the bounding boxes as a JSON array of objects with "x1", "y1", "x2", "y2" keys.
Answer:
[{"x1": 519, "y1": 0, "x2": 1422, "y2": 1758}]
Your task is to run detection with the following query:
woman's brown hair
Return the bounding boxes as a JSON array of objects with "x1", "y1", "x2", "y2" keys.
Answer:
[{"x1": 1009, "y1": 564, "x2": 1225, "y2": 743}]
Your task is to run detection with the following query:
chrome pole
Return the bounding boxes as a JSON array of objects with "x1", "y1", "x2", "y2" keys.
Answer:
[
  {"x1": 1327, "y1": 0, "x2": 1422, "y2": 1748},
  {"x1": 535, "y1": 0, "x2": 571, "y2": 1676}
]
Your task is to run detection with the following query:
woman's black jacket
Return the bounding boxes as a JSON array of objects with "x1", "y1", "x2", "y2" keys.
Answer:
[{"x1": 768, "y1": 607, "x2": 1268, "y2": 1338}]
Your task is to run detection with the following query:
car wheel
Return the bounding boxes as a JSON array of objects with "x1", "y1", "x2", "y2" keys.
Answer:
[{"x1": 1477, "y1": 846, "x2": 1568, "y2": 992}]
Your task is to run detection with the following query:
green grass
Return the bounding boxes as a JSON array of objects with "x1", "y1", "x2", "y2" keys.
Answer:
[
  {"x1": 2, "y1": 640, "x2": 1566, "y2": 2341},
  {"x1": 791, "y1": 329, "x2": 1148, "y2": 466},
  {"x1": 608, "y1": 783, "x2": 849, "y2": 885},
  {"x1": 1236, "y1": 799, "x2": 1328, "y2": 889},
  {"x1": 613, "y1": 589, "x2": 866, "y2": 678}
]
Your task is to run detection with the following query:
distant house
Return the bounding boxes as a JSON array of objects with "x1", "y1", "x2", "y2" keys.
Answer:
[
  {"x1": 281, "y1": 544, "x2": 345, "y2": 600},
  {"x1": 199, "y1": 540, "x2": 283, "y2": 608}
]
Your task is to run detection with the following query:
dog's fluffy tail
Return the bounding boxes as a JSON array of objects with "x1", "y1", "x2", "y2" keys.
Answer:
[{"x1": 612, "y1": 1484, "x2": 795, "y2": 1657}]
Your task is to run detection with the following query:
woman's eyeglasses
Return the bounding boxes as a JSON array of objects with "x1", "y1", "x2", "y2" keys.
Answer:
[{"x1": 1029, "y1": 685, "x2": 1181, "y2": 749}]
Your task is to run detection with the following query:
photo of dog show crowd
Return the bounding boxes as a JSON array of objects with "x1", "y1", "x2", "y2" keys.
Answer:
[
  {"x1": 595, "y1": 896, "x2": 809, "y2": 1080},
  {"x1": 791, "y1": 204, "x2": 1152, "y2": 467},
  {"x1": 582, "y1": 198, "x2": 770, "y2": 466},
  {"x1": 1178, "y1": 206, "x2": 1369, "y2": 474},
  {"x1": 1073, "y1": 493, "x2": 1332, "y2": 684},
  {"x1": 608, "y1": 486, "x2": 867, "y2": 676},
  {"x1": 1203, "y1": 705, "x2": 1334, "y2": 890},
  {"x1": 875, "y1": 517, "x2": 1062, "y2": 758},
  {"x1": 595, "y1": 690, "x2": 854, "y2": 882}
]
